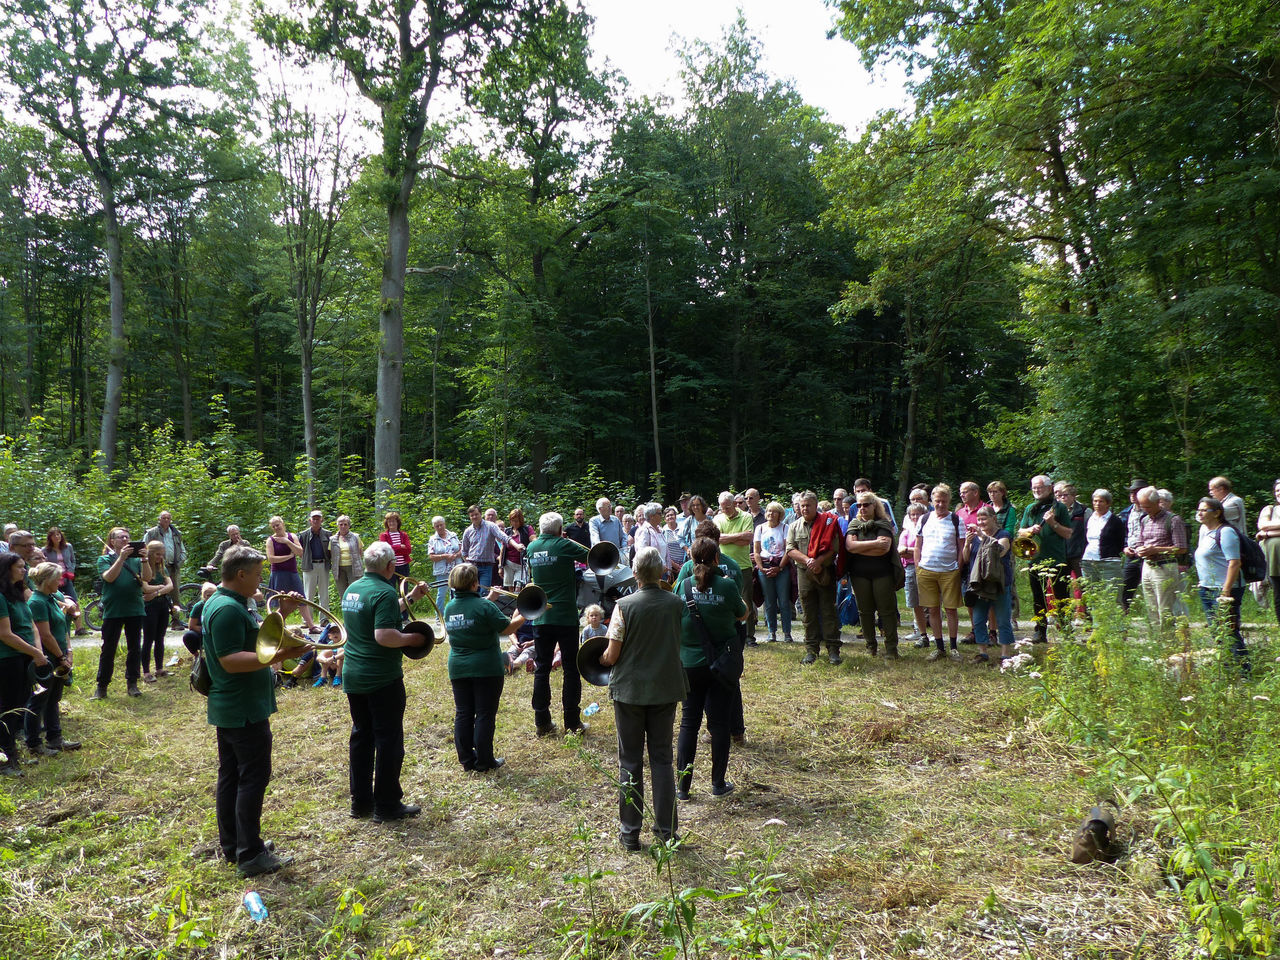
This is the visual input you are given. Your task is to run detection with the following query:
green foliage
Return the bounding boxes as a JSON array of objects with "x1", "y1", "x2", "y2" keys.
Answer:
[{"x1": 1017, "y1": 580, "x2": 1280, "y2": 956}]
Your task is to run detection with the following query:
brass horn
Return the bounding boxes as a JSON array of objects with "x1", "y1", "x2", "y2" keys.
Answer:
[
  {"x1": 257, "y1": 595, "x2": 347, "y2": 663},
  {"x1": 587, "y1": 540, "x2": 620, "y2": 575},
  {"x1": 490, "y1": 584, "x2": 551, "y2": 620},
  {"x1": 396, "y1": 573, "x2": 444, "y2": 620},
  {"x1": 1011, "y1": 534, "x2": 1041, "y2": 559},
  {"x1": 577, "y1": 634, "x2": 611, "y2": 687}
]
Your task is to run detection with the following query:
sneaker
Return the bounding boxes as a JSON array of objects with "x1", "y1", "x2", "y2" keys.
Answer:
[
  {"x1": 711, "y1": 781, "x2": 736, "y2": 797},
  {"x1": 126, "y1": 682, "x2": 142, "y2": 698},
  {"x1": 237, "y1": 849, "x2": 292, "y2": 878},
  {"x1": 904, "y1": 631, "x2": 922, "y2": 643},
  {"x1": 960, "y1": 633, "x2": 977, "y2": 645},
  {"x1": 312, "y1": 677, "x2": 327, "y2": 688},
  {"x1": 29, "y1": 744, "x2": 59, "y2": 757},
  {"x1": 783, "y1": 635, "x2": 795, "y2": 643},
  {"x1": 49, "y1": 740, "x2": 81, "y2": 751},
  {"x1": 332, "y1": 676, "x2": 342, "y2": 688},
  {"x1": 142, "y1": 673, "x2": 156, "y2": 684},
  {"x1": 948, "y1": 647, "x2": 962, "y2": 661},
  {"x1": 828, "y1": 653, "x2": 842, "y2": 666},
  {"x1": 926, "y1": 649, "x2": 945, "y2": 662},
  {"x1": 475, "y1": 757, "x2": 505, "y2": 772},
  {"x1": 974, "y1": 652, "x2": 991, "y2": 663},
  {"x1": 767, "y1": 634, "x2": 777, "y2": 644},
  {"x1": 913, "y1": 637, "x2": 930, "y2": 649},
  {"x1": 535, "y1": 723, "x2": 558, "y2": 737},
  {"x1": 373, "y1": 803, "x2": 422, "y2": 824},
  {"x1": 745, "y1": 637, "x2": 757, "y2": 647},
  {"x1": 801, "y1": 653, "x2": 817, "y2": 665}
]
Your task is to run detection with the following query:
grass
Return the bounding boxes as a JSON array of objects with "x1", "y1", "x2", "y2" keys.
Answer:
[{"x1": 0, "y1": 621, "x2": 1188, "y2": 960}]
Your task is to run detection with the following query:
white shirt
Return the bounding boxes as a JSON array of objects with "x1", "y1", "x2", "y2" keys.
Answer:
[
  {"x1": 1083, "y1": 510, "x2": 1112, "y2": 561},
  {"x1": 918, "y1": 511, "x2": 960, "y2": 572},
  {"x1": 754, "y1": 522, "x2": 787, "y2": 561},
  {"x1": 634, "y1": 521, "x2": 668, "y2": 565}
]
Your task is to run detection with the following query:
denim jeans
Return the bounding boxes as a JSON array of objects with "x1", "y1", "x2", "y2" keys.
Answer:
[
  {"x1": 972, "y1": 590, "x2": 1015, "y2": 648},
  {"x1": 1198, "y1": 585, "x2": 1248, "y2": 660},
  {"x1": 757, "y1": 566, "x2": 792, "y2": 638}
]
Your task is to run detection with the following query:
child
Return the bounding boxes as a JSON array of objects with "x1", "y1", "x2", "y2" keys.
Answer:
[
  {"x1": 182, "y1": 582, "x2": 218, "y2": 656},
  {"x1": 314, "y1": 646, "x2": 344, "y2": 688},
  {"x1": 580, "y1": 604, "x2": 606, "y2": 643}
]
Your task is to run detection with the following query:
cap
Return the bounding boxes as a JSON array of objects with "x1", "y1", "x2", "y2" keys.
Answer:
[
  {"x1": 678, "y1": 492, "x2": 691, "y2": 501},
  {"x1": 309, "y1": 509, "x2": 323, "y2": 518}
]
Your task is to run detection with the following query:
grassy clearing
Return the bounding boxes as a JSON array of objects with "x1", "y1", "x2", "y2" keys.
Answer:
[{"x1": 1, "y1": 622, "x2": 1187, "y2": 960}]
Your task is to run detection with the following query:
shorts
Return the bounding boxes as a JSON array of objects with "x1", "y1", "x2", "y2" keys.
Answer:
[{"x1": 916, "y1": 566, "x2": 962, "y2": 609}]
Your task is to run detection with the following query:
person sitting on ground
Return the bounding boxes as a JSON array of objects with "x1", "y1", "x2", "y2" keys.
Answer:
[
  {"x1": 183, "y1": 582, "x2": 218, "y2": 656},
  {"x1": 315, "y1": 647, "x2": 344, "y2": 688}
]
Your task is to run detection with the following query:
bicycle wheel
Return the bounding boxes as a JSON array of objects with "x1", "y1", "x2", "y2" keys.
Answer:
[
  {"x1": 177, "y1": 581, "x2": 203, "y2": 612},
  {"x1": 83, "y1": 598, "x2": 103, "y2": 632}
]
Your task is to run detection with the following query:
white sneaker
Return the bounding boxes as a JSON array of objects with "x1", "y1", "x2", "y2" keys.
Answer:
[{"x1": 904, "y1": 631, "x2": 922, "y2": 642}]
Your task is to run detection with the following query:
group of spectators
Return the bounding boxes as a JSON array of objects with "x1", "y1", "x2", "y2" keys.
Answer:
[{"x1": 1, "y1": 469, "x2": 1275, "y2": 855}]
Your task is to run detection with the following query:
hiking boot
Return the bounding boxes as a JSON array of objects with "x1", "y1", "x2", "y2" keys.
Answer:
[
  {"x1": 90, "y1": 684, "x2": 108, "y2": 700},
  {"x1": 828, "y1": 653, "x2": 842, "y2": 666},
  {"x1": 126, "y1": 682, "x2": 141, "y2": 698},
  {"x1": 800, "y1": 653, "x2": 817, "y2": 665}
]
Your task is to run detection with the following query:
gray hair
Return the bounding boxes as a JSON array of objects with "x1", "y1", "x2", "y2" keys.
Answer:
[
  {"x1": 595, "y1": 497, "x2": 611, "y2": 511},
  {"x1": 1138, "y1": 485, "x2": 1161, "y2": 505},
  {"x1": 643, "y1": 502, "x2": 663, "y2": 520},
  {"x1": 8, "y1": 529, "x2": 32, "y2": 545},
  {"x1": 227, "y1": 525, "x2": 240, "y2": 535},
  {"x1": 799, "y1": 490, "x2": 817, "y2": 504},
  {"x1": 539, "y1": 511, "x2": 563, "y2": 536},
  {"x1": 363, "y1": 540, "x2": 396, "y2": 571},
  {"x1": 431, "y1": 515, "x2": 445, "y2": 526},
  {"x1": 1091, "y1": 489, "x2": 1113, "y2": 504},
  {"x1": 1031, "y1": 474, "x2": 1052, "y2": 487},
  {"x1": 1157, "y1": 488, "x2": 1174, "y2": 507},
  {"x1": 632, "y1": 546, "x2": 665, "y2": 585},
  {"x1": 718, "y1": 491, "x2": 735, "y2": 506},
  {"x1": 336, "y1": 514, "x2": 351, "y2": 525},
  {"x1": 222, "y1": 544, "x2": 265, "y2": 582}
]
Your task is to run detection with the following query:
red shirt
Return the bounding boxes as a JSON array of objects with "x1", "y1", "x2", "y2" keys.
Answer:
[{"x1": 380, "y1": 530, "x2": 412, "y2": 565}]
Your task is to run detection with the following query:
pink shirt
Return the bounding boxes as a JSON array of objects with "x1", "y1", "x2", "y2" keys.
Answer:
[{"x1": 898, "y1": 527, "x2": 917, "y2": 567}]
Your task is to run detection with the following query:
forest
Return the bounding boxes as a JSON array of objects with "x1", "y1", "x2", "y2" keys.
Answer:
[{"x1": 0, "y1": 0, "x2": 1277, "y2": 508}]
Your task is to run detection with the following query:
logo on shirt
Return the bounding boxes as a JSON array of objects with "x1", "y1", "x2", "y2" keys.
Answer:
[{"x1": 528, "y1": 550, "x2": 552, "y2": 567}]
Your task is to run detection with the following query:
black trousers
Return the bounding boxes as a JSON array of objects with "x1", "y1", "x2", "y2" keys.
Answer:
[
  {"x1": 0, "y1": 656, "x2": 27, "y2": 763},
  {"x1": 1121, "y1": 558, "x2": 1143, "y2": 611},
  {"x1": 1027, "y1": 563, "x2": 1070, "y2": 640},
  {"x1": 182, "y1": 630, "x2": 203, "y2": 655},
  {"x1": 347, "y1": 678, "x2": 407, "y2": 815},
  {"x1": 97, "y1": 616, "x2": 143, "y2": 687},
  {"x1": 677, "y1": 664, "x2": 732, "y2": 792},
  {"x1": 25, "y1": 672, "x2": 64, "y2": 747},
  {"x1": 142, "y1": 599, "x2": 169, "y2": 673},
  {"x1": 215, "y1": 719, "x2": 272, "y2": 863},
  {"x1": 532, "y1": 623, "x2": 582, "y2": 730},
  {"x1": 451, "y1": 674, "x2": 504, "y2": 769}
]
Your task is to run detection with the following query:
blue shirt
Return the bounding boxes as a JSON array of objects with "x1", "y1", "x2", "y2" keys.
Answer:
[
  {"x1": 1195, "y1": 524, "x2": 1240, "y2": 590},
  {"x1": 589, "y1": 515, "x2": 625, "y2": 551}
]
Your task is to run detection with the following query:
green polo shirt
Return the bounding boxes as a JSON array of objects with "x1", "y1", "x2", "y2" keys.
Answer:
[
  {"x1": 1018, "y1": 499, "x2": 1072, "y2": 562},
  {"x1": 340, "y1": 572, "x2": 405, "y2": 694},
  {"x1": 97, "y1": 554, "x2": 145, "y2": 619},
  {"x1": 677, "y1": 575, "x2": 745, "y2": 668},
  {"x1": 526, "y1": 534, "x2": 589, "y2": 627},
  {"x1": 713, "y1": 511, "x2": 754, "y2": 569},
  {"x1": 0, "y1": 592, "x2": 34, "y2": 660},
  {"x1": 204, "y1": 587, "x2": 277, "y2": 728},
  {"x1": 673, "y1": 554, "x2": 743, "y2": 595},
  {"x1": 189, "y1": 599, "x2": 205, "y2": 627},
  {"x1": 444, "y1": 591, "x2": 509, "y2": 680},
  {"x1": 30, "y1": 591, "x2": 68, "y2": 655}
]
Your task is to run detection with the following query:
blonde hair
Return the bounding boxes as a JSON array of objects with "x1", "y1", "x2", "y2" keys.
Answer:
[
  {"x1": 449, "y1": 563, "x2": 479, "y2": 593},
  {"x1": 581, "y1": 604, "x2": 604, "y2": 628},
  {"x1": 30, "y1": 561, "x2": 62, "y2": 590}
]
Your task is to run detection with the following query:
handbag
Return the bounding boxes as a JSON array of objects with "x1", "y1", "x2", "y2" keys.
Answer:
[
  {"x1": 682, "y1": 580, "x2": 743, "y2": 690},
  {"x1": 189, "y1": 652, "x2": 212, "y2": 697}
]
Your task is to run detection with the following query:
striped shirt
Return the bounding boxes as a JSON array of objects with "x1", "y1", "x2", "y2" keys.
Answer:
[{"x1": 461, "y1": 520, "x2": 511, "y2": 565}]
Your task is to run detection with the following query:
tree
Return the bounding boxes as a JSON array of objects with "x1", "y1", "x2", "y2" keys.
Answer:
[
  {"x1": 0, "y1": 0, "x2": 251, "y2": 469},
  {"x1": 261, "y1": 0, "x2": 551, "y2": 496},
  {"x1": 265, "y1": 69, "x2": 362, "y2": 504}
]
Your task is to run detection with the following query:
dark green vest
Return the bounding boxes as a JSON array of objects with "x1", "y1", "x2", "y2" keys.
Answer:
[{"x1": 609, "y1": 584, "x2": 688, "y2": 705}]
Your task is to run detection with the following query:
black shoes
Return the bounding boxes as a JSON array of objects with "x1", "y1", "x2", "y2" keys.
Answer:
[
  {"x1": 474, "y1": 758, "x2": 505, "y2": 772},
  {"x1": 620, "y1": 835, "x2": 642, "y2": 852},
  {"x1": 565, "y1": 723, "x2": 588, "y2": 736},
  {"x1": 711, "y1": 782, "x2": 735, "y2": 797},
  {"x1": 237, "y1": 849, "x2": 292, "y2": 878},
  {"x1": 801, "y1": 653, "x2": 817, "y2": 665},
  {"x1": 373, "y1": 803, "x2": 422, "y2": 823},
  {"x1": 350, "y1": 804, "x2": 374, "y2": 820},
  {"x1": 535, "y1": 723, "x2": 557, "y2": 738},
  {"x1": 126, "y1": 682, "x2": 141, "y2": 698},
  {"x1": 28, "y1": 744, "x2": 59, "y2": 757},
  {"x1": 50, "y1": 740, "x2": 81, "y2": 751},
  {"x1": 676, "y1": 788, "x2": 691, "y2": 801},
  {"x1": 90, "y1": 685, "x2": 108, "y2": 700}
]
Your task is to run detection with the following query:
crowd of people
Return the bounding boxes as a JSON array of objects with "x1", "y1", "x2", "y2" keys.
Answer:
[{"x1": 0, "y1": 469, "x2": 1275, "y2": 868}]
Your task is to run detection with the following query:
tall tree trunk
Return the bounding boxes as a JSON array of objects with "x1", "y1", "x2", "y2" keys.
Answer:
[
  {"x1": 374, "y1": 186, "x2": 410, "y2": 498},
  {"x1": 301, "y1": 338, "x2": 317, "y2": 507},
  {"x1": 97, "y1": 175, "x2": 125, "y2": 470},
  {"x1": 252, "y1": 316, "x2": 266, "y2": 454},
  {"x1": 644, "y1": 240, "x2": 661, "y2": 484},
  {"x1": 897, "y1": 303, "x2": 919, "y2": 506}
]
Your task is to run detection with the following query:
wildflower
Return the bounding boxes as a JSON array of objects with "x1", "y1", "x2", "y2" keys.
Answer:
[
  {"x1": 1180, "y1": 695, "x2": 1193, "y2": 702},
  {"x1": 1028, "y1": 671, "x2": 1042, "y2": 680},
  {"x1": 763, "y1": 818, "x2": 787, "y2": 827},
  {"x1": 1253, "y1": 695, "x2": 1271, "y2": 702},
  {"x1": 1000, "y1": 653, "x2": 1034, "y2": 673}
]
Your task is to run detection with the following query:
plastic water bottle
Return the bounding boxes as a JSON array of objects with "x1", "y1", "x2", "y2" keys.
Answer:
[
  {"x1": 582, "y1": 702, "x2": 600, "y2": 718},
  {"x1": 243, "y1": 891, "x2": 268, "y2": 922}
]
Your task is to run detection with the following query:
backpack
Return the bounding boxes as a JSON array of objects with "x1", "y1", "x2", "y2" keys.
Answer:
[{"x1": 1214, "y1": 527, "x2": 1267, "y2": 584}]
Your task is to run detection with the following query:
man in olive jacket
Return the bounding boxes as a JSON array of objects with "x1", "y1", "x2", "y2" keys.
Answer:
[{"x1": 600, "y1": 546, "x2": 688, "y2": 851}]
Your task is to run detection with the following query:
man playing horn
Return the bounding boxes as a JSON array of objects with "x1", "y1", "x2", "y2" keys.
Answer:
[{"x1": 525, "y1": 511, "x2": 591, "y2": 738}]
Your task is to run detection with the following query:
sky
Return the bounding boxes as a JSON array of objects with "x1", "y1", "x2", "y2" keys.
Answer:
[{"x1": 581, "y1": 0, "x2": 912, "y2": 137}]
